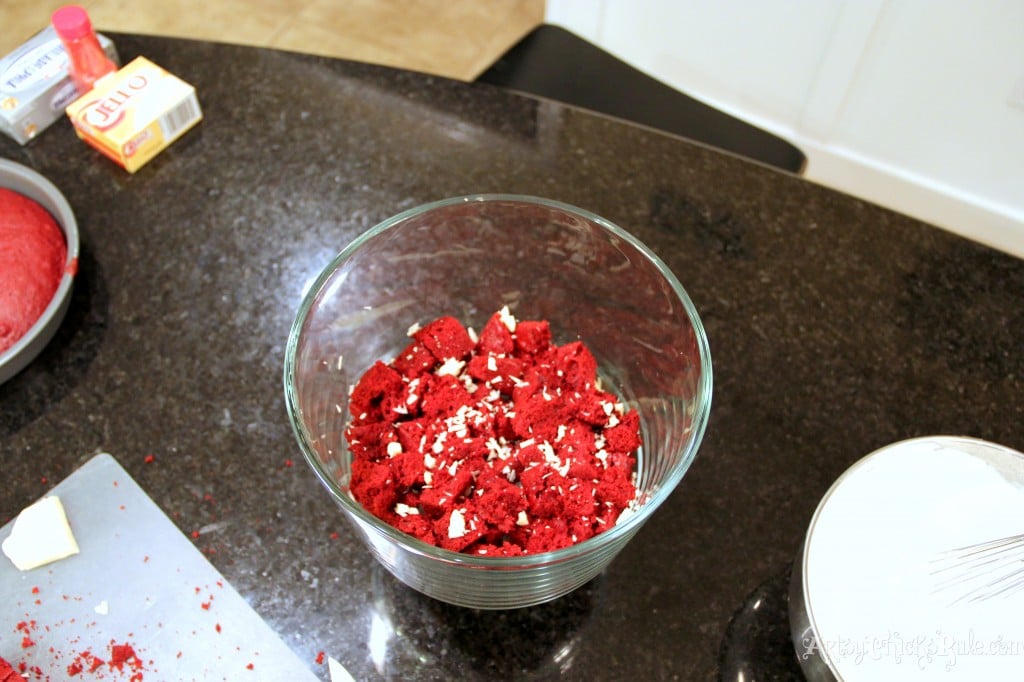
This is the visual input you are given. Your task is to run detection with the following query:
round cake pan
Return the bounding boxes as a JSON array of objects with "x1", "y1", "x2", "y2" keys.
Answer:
[{"x1": 0, "y1": 159, "x2": 79, "y2": 384}]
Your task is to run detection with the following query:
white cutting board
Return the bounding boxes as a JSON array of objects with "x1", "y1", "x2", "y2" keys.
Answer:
[{"x1": 0, "y1": 453, "x2": 318, "y2": 681}]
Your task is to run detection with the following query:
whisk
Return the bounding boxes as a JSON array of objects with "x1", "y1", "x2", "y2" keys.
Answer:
[{"x1": 930, "y1": 533, "x2": 1024, "y2": 605}]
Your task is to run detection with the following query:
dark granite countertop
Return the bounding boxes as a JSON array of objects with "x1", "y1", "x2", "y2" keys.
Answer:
[{"x1": 2, "y1": 33, "x2": 1023, "y2": 681}]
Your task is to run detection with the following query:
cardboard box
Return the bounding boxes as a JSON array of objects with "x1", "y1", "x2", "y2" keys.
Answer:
[
  {"x1": 0, "y1": 27, "x2": 118, "y2": 145},
  {"x1": 65, "y1": 57, "x2": 203, "y2": 173}
]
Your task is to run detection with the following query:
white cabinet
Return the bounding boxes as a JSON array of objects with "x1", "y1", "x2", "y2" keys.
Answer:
[{"x1": 547, "y1": 0, "x2": 1024, "y2": 257}]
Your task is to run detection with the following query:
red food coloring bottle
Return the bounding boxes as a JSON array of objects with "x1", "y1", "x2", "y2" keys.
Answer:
[{"x1": 51, "y1": 5, "x2": 117, "y2": 94}]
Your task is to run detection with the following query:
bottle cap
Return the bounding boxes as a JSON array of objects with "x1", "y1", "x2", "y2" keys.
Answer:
[{"x1": 51, "y1": 5, "x2": 94, "y2": 41}]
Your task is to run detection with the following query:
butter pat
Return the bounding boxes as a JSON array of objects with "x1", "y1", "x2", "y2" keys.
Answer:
[
  {"x1": 2, "y1": 495, "x2": 80, "y2": 571},
  {"x1": 328, "y1": 657, "x2": 356, "y2": 682},
  {"x1": 65, "y1": 56, "x2": 202, "y2": 173},
  {"x1": 0, "y1": 26, "x2": 118, "y2": 145}
]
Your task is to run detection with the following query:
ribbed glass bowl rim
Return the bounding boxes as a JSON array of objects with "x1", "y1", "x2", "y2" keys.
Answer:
[{"x1": 283, "y1": 193, "x2": 713, "y2": 568}]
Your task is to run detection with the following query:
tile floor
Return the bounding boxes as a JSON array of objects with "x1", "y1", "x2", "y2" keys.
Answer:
[{"x1": 2, "y1": 0, "x2": 545, "y2": 80}]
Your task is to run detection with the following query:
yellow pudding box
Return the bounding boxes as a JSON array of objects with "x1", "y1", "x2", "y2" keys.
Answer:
[{"x1": 65, "y1": 56, "x2": 202, "y2": 173}]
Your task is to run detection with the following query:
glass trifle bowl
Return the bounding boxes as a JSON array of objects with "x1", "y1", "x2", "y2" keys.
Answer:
[{"x1": 284, "y1": 195, "x2": 712, "y2": 609}]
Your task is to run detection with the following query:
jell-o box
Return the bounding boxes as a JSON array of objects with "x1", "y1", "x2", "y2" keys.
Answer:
[{"x1": 65, "y1": 56, "x2": 202, "y2": 173}]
